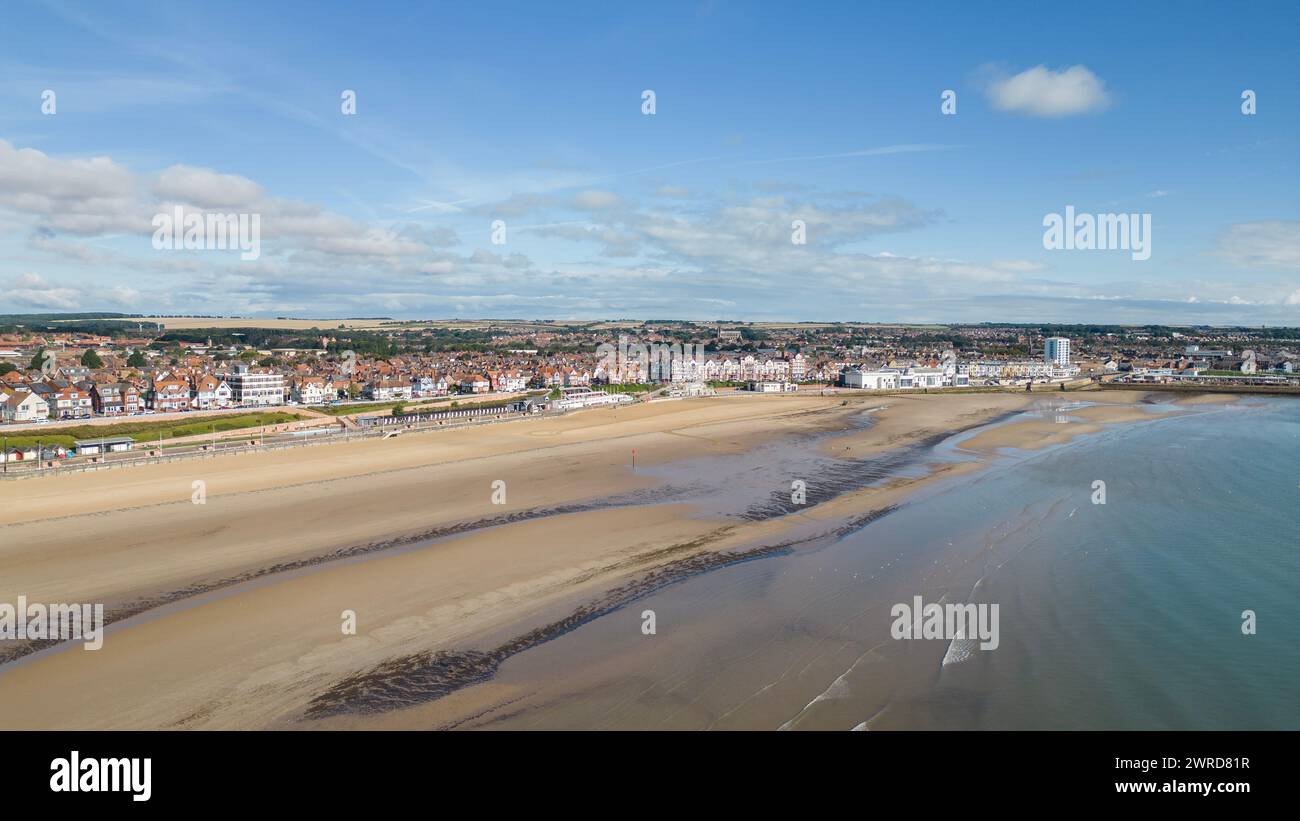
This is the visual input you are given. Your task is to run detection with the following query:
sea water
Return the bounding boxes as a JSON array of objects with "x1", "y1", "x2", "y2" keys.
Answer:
[{"x1": 479, "y1": 398, "x2": 1300, "y2": 730}]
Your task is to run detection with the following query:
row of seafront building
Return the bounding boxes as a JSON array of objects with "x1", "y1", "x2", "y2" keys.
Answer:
[
  {"x1": 1, "y1": 362, "x2": 292, "y2": 423},
  {"x1": 622, "y1": 340, "x2": 1079, "y2": 390},
  {"x1": 10, "y1": 327, "x2": 1295, "y2": 428},
  {"x1": 0, "y1": 337, "x2": 1065, "y2": 426},
  {"x1": 0, "y1": 387, "x2": 624, "y2": 473},
  {"x1": 843, "y1": 337, "x2": 1077, "y2": 390},
  {"x1": 0, "y1": 341, "x2": 829, "y2": 424}
]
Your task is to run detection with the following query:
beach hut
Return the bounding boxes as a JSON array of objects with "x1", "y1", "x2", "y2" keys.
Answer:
[{"x1": 74, "y1": 436, "x2": 136, "y2": 456}]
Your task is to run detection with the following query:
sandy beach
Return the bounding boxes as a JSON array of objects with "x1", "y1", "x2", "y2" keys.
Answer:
[{"x1": 0, "y1": 389, "x2": 1214, "y2": 729}]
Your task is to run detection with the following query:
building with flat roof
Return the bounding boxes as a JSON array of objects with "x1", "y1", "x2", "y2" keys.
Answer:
[
  {"x1": 225, "y1": 364, "x2": 284, "y2": 406},
  {"x1": 74, "y1": 436, "x2": 135, "y2": 455},
  {"x1": 1045, "y1": 337, "x2": 1071, "y2": 366}
]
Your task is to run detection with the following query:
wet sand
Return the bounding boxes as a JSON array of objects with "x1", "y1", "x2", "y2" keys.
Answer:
[{"x1": 959, "y1": 391, "x2": 1238, "y2": 452}]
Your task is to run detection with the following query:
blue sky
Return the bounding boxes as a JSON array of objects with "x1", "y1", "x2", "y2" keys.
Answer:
[{"x1": 1, "y1": 0, "x2": 1297, "y2": 323}]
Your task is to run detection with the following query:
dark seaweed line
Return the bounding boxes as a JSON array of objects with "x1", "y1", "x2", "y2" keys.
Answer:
[
  {"x1": 0, "y1": 407, "x2": 1002, "y2": 668},
  {"x1": 831, "y1": 504, "x2": 900, "y2": 538},
  {"x1": 0, "y1": 484, "x2": 701, "y2": 667},
  {"x1": 0, "y1": 401, "x2": 869, "y2": 664},
  {"x1": 302, "y1": 505, "x2": 901, "y2": 721},
  {"x1": 738, "y1": 420, "x2": 997, "y2": 521}
]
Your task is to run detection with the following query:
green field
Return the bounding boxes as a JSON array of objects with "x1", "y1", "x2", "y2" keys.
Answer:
[
  {"x1": 394, "y1": 394, "x2": 543, "y2": 415},
  {"x1": 316, "y1": 391, "x2": 545, "y2": 417},
  {"x1": 0, "y1": 412, "x2": 304, "y2": 450}
]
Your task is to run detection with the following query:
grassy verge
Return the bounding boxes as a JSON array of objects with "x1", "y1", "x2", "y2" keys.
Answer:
[
  {"x1": 313, "y1": 401, "x2": 405, "y2": 416},
  {"x1": 1, "y1": 411, "x2": 304, "y2": 450},
  {"x1": 317, "y1": 390, "x2": 545, "y2": 417},
  {"x1": 393, "y1": 395, "x2": 539, "y2": 415}
]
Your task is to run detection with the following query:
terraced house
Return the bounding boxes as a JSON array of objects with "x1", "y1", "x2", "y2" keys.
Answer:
[
  {"x1": 150, "y1": 375, "x2": 191, "y2": 411},
  {"x1": 192, "y1": 374, "x2": 233, "y2": 409},
  {"x1": 458, "y1": 373, "x2": 491, "y2": 394},
  {"x1": 487, "y1": 370, "x2": 529, "y2": 392},
  {"x1": 291, "y1": 375, "x2": 327, "y2": 405},
  {"x1": 413, "y1": 374, "x2": 450, "y2": 397},
  {"x1": 90, "y1": 382, "x2": 141, "y2": 415},
  {"x1": 365, "y1": 377, "x2": 413, "y2": 401},
  {"x1": 30, "y1": 380, "x2": 94, "y2": 419}
]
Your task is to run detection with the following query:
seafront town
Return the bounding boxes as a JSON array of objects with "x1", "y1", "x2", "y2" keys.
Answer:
[{"x1": 1, "y1": 317, "x2": 1296, "y2": 469}]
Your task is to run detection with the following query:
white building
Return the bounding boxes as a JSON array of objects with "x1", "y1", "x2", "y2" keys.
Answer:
[
  {"x1": 842, "y1": 366, "x2": 966, "y2": 390},
  {"x1": 225, "y1": 364, "x2": 285, "y2": 406},
  {"x1": 554, "y1": 388, "x2": 634, "y2": 410},
  {"x1": 842, "y1": 368, "x2": 899, "y2": 390},
  {"x1": 667, "y1": 381, "x2": 715, "y2": 398},
  {"x1": 192, "y1": 374, "x2": 233, "y2": 409},
  {"x1": 1045, "y1": 337, "x2": 1071, "y2": 367},
  {"x1": 292, "y1": 378, "x2": 328, "y2": 405},
  {"x1": 898, "y1": 368, "x2": 945, "y2": 389},
  {"x1": 489, "y1": 370, "x2": 530, "y2": 392},
  {"x1": 2, "y1": 391, "x2": 49, "y2": 422},
  {"x1": 747, "y1": 381, "x2": 797, "y2": 393},
  {"x1": 366, "y1": 379, "x2": 414, "y2": 401},
  {"x1": 971, "y1": 359, "x2": 1076, "y2": 380},
  {"x1": 414, "y1": 374, "x2": 450, "y2": 396}
]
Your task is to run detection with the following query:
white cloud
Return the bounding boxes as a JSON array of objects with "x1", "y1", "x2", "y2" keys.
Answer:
[
  {"x1": 405, "y1": 198, "x2": 471, "y2": 214},
  {"x1": 153, "y1": 166, "x2": 264, "y2": 209},
  {"x1": 110, "y1": 285, "x2": 142, "y2": 305},
  {"x1": 0, "y1": 140, "x2": 134, "y2": 200},
  {"x1": 735, "y1": 144, "x2": 956, "y2": 167},
  {"x1": 2, "y1": 272, "x2": 81, "y2": 309},
  {"x1": 27, "y1": 233, "x2": 113, "y2": 264},
  {"x1": 0, "y1": 139, "x2": 447, "y2": 270},
  {"x1": 989, "y1": 259, "x2": 1047, "y2": 274},
  {"x1": 1213, "y1": 221, "x2": 1300, "y2": 270},
  {"x1": 0, "y1": 139, "x2": 142, "y2": 234},
  {"x1": 2, "y1": 135, "x2": 1293, "y2": 324},
  {"x1": 983, "y1": 65, "x2": 1111, "y2": 117},
  {"x1": 309, "y1": 229, "x2": 427, "y2": 257},
  {"x1": 572, "y1": 190, "x2": 624, "y2": 210}
]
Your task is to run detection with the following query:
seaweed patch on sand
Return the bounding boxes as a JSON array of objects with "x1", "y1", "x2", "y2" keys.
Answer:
[{"x1": 301, "y1": 507, "x2": 899, "y2": 720}]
